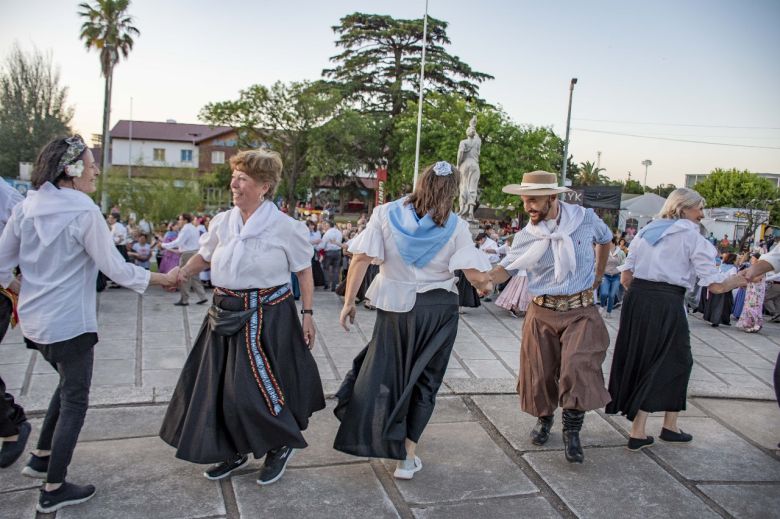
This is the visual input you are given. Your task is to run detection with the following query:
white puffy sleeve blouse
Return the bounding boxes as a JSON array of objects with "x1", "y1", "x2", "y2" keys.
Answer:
[
  {"x1": 199, "y1": 210, "x2": 313, "y2": 290},
  {"x1": 348, "y1": 204, "x2": 490, "y2": 312}
]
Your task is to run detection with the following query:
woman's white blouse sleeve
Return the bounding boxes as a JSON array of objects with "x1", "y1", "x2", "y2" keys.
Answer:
[
  {"x1": 348, "y1": 207, "x2": 385, "y2": 262},
  {"x1": 692, "y1": 237, "x2": 729, "y2": 287},
  {"x1": 448, "y1": 222, "x2": 491, "y2": 273},
  {"x1": 285, "y1": 220, "x2": 315, "y2": 273},
  {"x1": 197, "y1": 212, "x2": 225, "y2": 262}
]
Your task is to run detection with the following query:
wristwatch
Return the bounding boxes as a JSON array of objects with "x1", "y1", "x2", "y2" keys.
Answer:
[{"x1": 300, "y1": 309, "x2": 314, "y2": 316}]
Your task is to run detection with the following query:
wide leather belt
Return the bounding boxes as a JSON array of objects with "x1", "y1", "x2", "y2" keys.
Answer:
[{"x1": 532, "y1": 289, "x2": 594, "y2": 312}]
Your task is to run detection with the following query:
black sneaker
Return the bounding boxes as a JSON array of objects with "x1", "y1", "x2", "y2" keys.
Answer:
[
  {"x1": 659, "y1": 428, "x2": 693, "y2": 443},
  {"x1": 203, "y1": 454, "x2": 248, "y2": 480},
  {"x1": 37, "y1": 482, "x2": 96, "y2": 513},
  {"x1": 257, "y1": 446, "x2": 295, "y2": 485},
  {"x1": 21, "y1": 453, "x2": 49, "y2": 479},
  {"x1": 0, "y1": 421, "x2": 31, "y2": 468},
  {"x1": 627, "y1": 435, "x2": 655, "y2": 451}
]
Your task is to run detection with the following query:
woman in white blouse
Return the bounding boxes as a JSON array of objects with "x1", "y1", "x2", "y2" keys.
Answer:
[
  {"x1": 606, "y1": 188, "x2": 746, "y2": 451},
  {"x1": 334, "y1": 162, "x2": 492, "y2": 480},
  {"x1": 0, "y1": 136, "x2": 178, "y2": 513},
  {"x1": 160, "y1": 150, "x2": 325, "y2": 486}
]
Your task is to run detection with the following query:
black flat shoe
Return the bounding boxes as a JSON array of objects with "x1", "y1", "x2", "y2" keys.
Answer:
[
  {"x1": 204, "y1": 454, "x2": 248, "y2": 480},
  {"x1": 0, "y1": 421, "x2": 31, "y2": 468},
  {"x1": 659, "y1": 428, "x2": 693, "y2": 443},
  {"x1": 257, "y1": 446, "x2": 295, "y2": 485},
  {"x1": 196, "y1": 299, "x2": 208, "y2": 305},
  {"x1": 627, "y1": 435, "x2": 654, "y2": 451},
  {"x1": 21, "y1": 453, "x2": 49, "y2": 479},
  {"x1": 173, "y1": 301, "x2": 189, "y2": 306},
  {"x1": 37, "y1": 482, "x2": 96, "y2": 513}
]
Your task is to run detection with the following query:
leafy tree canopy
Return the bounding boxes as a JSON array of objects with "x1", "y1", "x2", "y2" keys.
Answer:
[
  {"x1": 323, "y1": 12, "x2": 493, "y2": 118},
  {"x1": 0, "y1": 44, "x2": 73, "y2": 178},
  {"x1": 394, "y1": 92, "x2": 563, "y2": 208},
  {"x1": 693, "y1": 168, "x2": 778, "y2": 208}
]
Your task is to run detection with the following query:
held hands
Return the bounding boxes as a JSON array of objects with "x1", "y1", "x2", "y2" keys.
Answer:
[
  {"x1": 475, "y1": 279, "x2": 494, "y2": 297},
  {"x1": 728, "y1": 273, "x2": 750, "y2": 290},
  {"x1": 302, "y1": 314, "x2": 316, "y2": 350},
  {"x1": 162, "y1": 267, "x2": 180, "y2": 290},
  {"x1": 340, "y1": 302, "x2": 357, "y2": 331}
]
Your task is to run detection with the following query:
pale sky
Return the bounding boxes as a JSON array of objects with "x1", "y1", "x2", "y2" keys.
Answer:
[{"x1": 2, "y1": 0, "x2": 779, "y2": 186}]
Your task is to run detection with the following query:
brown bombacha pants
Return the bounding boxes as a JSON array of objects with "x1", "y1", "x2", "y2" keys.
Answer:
[{"x1": 519, "y1": 302, "x2": 611, "y2": 417}]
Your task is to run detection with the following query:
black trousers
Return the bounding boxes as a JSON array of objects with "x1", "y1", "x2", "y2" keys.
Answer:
[
  {"x1": 322, "y1": 251, "x2": 342, "y2": 290},
  {"x1": 31, "y1": 335, "x2": 96, "y2": 483},
  {"x1": 0, "y1": 295, "x2": 26, "y2": 437}
]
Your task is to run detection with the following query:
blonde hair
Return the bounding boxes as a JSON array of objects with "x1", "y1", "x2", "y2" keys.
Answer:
[
  {"x1": 229, "y1": 149, "x2": 283, "y2": 200},
  {"x1": 658, "y1": 188, "x2": 705, "y2": 219}
]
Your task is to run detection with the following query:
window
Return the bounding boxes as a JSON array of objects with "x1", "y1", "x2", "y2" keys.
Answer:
[
  {"x1": 212, "y1": 151, "x2": 225, "y2": 164},
  {"x1": 153, "y1": 148, "x2": 165, "y2": 161},
  {"x1": 181, "y1": 149, "x2": 193, "y2": 162}
]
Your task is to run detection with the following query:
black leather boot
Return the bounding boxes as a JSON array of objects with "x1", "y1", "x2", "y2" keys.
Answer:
[
  {"x1": 562, "y1": 409, "x2": 585, "y2": 463},
  {"x1": 530, "y1": 415, "x2": 554, "y2": 446}
]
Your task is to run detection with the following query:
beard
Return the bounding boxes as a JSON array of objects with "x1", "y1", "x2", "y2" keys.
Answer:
[{"x1": 527, "y1": 199, "x2": 552, "y2": 225}]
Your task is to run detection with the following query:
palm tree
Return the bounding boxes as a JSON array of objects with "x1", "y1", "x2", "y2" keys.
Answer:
[
  {"x1": 79, "y1": 0, "x2": 139, "y2": 211},
  {"x1": 576, "y1": 160, "x2": 607, "y2": 187}
]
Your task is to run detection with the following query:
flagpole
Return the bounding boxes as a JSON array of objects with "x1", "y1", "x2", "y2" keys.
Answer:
[{"x1": 412, "y1": 0, "x2": 429, "y2": 189}]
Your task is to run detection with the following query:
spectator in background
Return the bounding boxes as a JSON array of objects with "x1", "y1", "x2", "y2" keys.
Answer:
[
  {"x1": 736, "y1": 253, "x2": 768, "y2": 332},
  {"x1": 107, "y1": 213, "x2": 129, "y2": 261},
  {"x1": 129, "y1": 234, "x2": 152, "y2": 270},
  {"x1": 157, "y1": 222, "x2": 181, "y2": 274},
  {"x1": 697, "y1": 252, "x2": 737, "y2": 327},
  {"x1": 719, "y1": 234, "x2": 730, "y2": 252},
  {"x1": 319, "y1": 220, "x2": 343, "y2": 292},
  {"x1": 162, "y1": 213, "x2": 207, "y2": 306},
  {"x1": 599, "y1": 237, "x2": 625, "y2": 318}
]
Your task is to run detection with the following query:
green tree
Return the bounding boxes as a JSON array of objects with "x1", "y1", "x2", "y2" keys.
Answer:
[
  {"x1": 323, "y1": 12, "x2": 493, "y2": 172},
  {"x1": 621, "y1": 179, "x2": 645, "y2": 194},
  {"x1": 650, "y1": 183, "x2": 677, "y2": 198},
  {"x1": 693, "y1": 168, "x2": 780, "y2": 249},
  {"x1": 200, "y1": 81, "x2": 339, "y2": 206},
  {"x1": 574, "y1": 160, "x2": 608, "y2": 187},
  {"x1": 104, "y1": 169, "x2": 203, "y2": 224},
  {"x1": 0, "y1": 44, "x2": 73, "y2": 178},
  {"x1": 394, "y1": 92, "x2": 563, "y2": 210},
  {"x1": 79, "y1": 0, "x2": 140, "y2": 211}
]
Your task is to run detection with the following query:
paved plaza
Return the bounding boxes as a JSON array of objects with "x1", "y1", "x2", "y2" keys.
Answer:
[{"x1": 0, "y1": 286, "x2": 779, "y2": 518}]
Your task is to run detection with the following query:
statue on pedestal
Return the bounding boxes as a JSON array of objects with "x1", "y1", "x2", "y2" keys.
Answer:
[{"x1": 457, "y1": 116, "x2": 481, "y2": 221}]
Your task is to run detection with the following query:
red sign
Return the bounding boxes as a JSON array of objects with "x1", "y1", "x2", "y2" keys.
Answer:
[{"x1": 375, "y1": 167, "x2": 388, "y2": 206}]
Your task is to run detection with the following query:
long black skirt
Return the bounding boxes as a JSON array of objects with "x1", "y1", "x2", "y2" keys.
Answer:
[
  {"x1": 696, "y1": 287, "x2": 733, "y2": 326},
  {"x1": 456, "y1": 270, "x2": 480, "y2": 308},
  {"x1": 160, "y1": 292, "x2": 325, "y2": 464},
  {"x1": 333, "y1": 289, "x2": 459, "y2": 460},
  {"x1": 312, "y1": 256, "x2": 326, "y2": 287},
  {"x1": 606, "y1": 278, "x2": 691, "y2": 421}
]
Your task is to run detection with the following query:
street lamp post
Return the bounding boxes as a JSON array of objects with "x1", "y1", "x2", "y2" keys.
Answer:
[
  {"x1": 560, "y1": 78, "x2": 578, "y2": 187},
  {"x1": 642, "y1": 159, "x2": 652, "y2": 189}
]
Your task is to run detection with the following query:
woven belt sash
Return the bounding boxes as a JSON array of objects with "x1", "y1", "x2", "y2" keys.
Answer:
[
  {"x1": 214, "y1": 285, "x2": 291, "y2": 416},
  {"x1": 532, "y1": 289, "x2": 594, "y2": 312}
]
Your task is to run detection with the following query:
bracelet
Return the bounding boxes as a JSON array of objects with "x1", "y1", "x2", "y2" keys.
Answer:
[{"x1": 300, "y1": 309, "x2": 314, "y2": 316}]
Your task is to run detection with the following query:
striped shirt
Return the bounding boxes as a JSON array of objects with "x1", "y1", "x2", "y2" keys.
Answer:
[{"x1": 500, "y1": 206, "x2": 612, "y2": 296}]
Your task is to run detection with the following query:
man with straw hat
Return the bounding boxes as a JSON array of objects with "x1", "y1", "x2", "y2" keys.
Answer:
[{"x1": 489, "y1": 171, "x2": 613, "y2": 463}]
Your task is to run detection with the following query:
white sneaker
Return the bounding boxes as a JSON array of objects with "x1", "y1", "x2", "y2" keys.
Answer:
[{"x1": 393, "y1": 456, "x2": 422, "y2": 480}]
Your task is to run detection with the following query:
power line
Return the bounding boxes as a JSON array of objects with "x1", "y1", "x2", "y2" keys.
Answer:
[
  {"x1": 574, "y1": 128, "x2": 780, "y2": 150},
  {"x1": 574, "y1": 118, "x2": 780, "y2": 131}
]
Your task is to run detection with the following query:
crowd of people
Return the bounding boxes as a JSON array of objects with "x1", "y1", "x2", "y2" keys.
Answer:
[{"x1": 0, "y1": 135, "x2": 778, "y2": 514}]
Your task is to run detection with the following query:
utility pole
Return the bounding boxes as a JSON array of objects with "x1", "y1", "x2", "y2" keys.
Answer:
[
  {"x1": 642, "y1": 159, "x2": 652, "y2": 190},
  {"x1": 560, "y1": 78, "x2": 578, "y2": 187},
  {"x1": 596, "y1": 150, "x2": 601, "y2": 169}
]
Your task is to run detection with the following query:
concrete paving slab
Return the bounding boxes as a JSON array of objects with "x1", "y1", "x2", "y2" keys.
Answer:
[
  {"x1": 142, "y1": 368, "x2": 181, "y2": 389},
  {"x1": 411, "y1": 496, "x2": 562, "y2": 519},
  {"x1": 59, "y1": 436, "x2": 225, "y2": 519},
  {"x1": 0, "y1": 344, "x2": 32, "y2": 364},
  {"x1": 78, "y1": 405, "x2": 168, "y2": 442},
  {"x1": 383, "y1": 422, "x2": 537, "y2": 504},
  {"x1": 698, "y1": 483, "x2": 780, "y2": 519},
  {"x1": 692, "y1": 397, "x2": 780, "y2": 451},
  {"x1": 524, "y1": 447, "x2": 720, "y2": 519},
  {"x1": 445, "y1": 379, "x2": 516, "y2": 394},
  {"x1": 0, "y1": 488, "x2": 39, "y2": 518},
  {"x1": 232, "y1": 463, "x2": 400, "y2": 518},
  {"x1": 463, "y1": 359, "x2": 514, "y2": 378},
  {"x1": 290, "y1": 400, "x2": 362, "y2": 468},
  {"x1": 94, "y1": 341, "x2": 135, "y2": 360},
  {"x1": 142, "y1": 331, "x2": 186, "y2": 349},
  {"x1": 0, "y1": 363, "x2": 27, "y2": 391},
  {"x1": 142, "y1": 348, "x2": 186, "y2": 370},
  {"x1": 472, "y1": 395, "x2": 625, "y2": 451},
  {"x1": 91, "y1": 359, "x2": 135, "y2": 386},
  {"x1": 428, "y1": 396, "x2": 475, "y2": 424},
  {"x1": 612, "y1": 416, "x2": 780, "y2": 481}
]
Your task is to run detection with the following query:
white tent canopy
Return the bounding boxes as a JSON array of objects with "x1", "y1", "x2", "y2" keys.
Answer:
[{"x1": 618, "y1": 193, "x2": 666, "y2": 231}]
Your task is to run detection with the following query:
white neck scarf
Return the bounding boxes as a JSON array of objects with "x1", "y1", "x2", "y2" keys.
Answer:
[
  {"x1": 505, "y1": 202, "x2": 586, "y2": 283},
  {"x1": 222, "y1": 201, "x2": 281, "y2": 280}
]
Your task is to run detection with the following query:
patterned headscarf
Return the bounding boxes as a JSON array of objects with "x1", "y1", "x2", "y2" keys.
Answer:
[{"x1": 56, "y1": 136, "x2": 87, "y2": 175}]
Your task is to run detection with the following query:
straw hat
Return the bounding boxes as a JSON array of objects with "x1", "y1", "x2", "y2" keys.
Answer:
[{"x1": 502, "y1": 171, "x2": 571, "y2": 196}]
